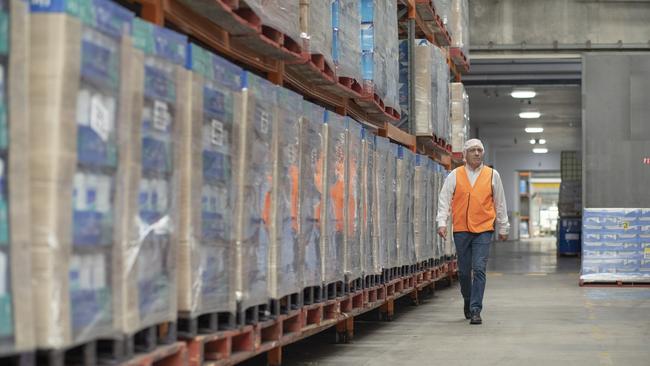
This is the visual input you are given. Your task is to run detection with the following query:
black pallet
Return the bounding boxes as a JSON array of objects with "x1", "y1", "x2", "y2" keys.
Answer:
[
  {"x1": 381, "y1": 267, "x2": 399, "y2": 283},
  {"x1": 344, "y1": 276, "x2": 363, "y2": 294},
  {"x1": 237, "y1": 302, "x2": 271, "y2": 326},
  {"x1": 364, "y1": 274, "x2": 381, "y2": 288},
  {"x1": 177, "y1": 311, "x2": 236, "y2": 338},
  {"x1": 270, "y1": 292, "x2": 303, "y2": 317},
  {"x1": 322, "y1": 281, "x2": 344, "y2": 300},
  {"x1": 302, "y1": 285, "x2": 324, "y2": 305},
  {"x1": 0, "y1": 352, "x2": 35, "y2": 366}
]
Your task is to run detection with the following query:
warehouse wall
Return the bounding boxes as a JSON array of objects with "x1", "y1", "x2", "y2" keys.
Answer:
[
  {"x1": 582, "y1": 53, "x2": 650, "y2": 208},
  {"x1": 470, "y1": 0, "x2": 650, "y2": 49},
  {"x1": 491, "y1": 151, "x2": 561, "y2": 240}
]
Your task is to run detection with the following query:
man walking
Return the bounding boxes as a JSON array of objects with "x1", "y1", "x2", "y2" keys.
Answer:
[{"x1": 436, "y1": 139, "x2": 509, "y2": 325}]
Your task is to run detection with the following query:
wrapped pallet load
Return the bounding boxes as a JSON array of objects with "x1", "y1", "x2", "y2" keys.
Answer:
[
  {"x1": 177, "y1": 45, "x2": 240, "y2": 331},
  {"x1": 29, "y1": 0, "x2": 133, "y2": 348},
  {"x1": 413, "y1": 155, "x2": 432, "y2": 264},
  {"x1": 299, "y1": 0, "x2": 333, "y2": 65},
  {"x1": 321, "y1": 111, "x2": 346, "y2": 290},
  {"x1": 361, "y1": 131, "x2": 379, "y2": 278},
  {"x1": 233, "y1": 72, "x2": 275, "y2": 321},
  {"x1": 398, "y1": 39, "x2": 437, "y2": 136},
  {"x1": 115, "y1": 18, "x2": 186, "y2": 339},
  {"x1": 434, "y1": 46, "x2": 450, "y2": 142},
  {"x1": 434, "y1": 165, "x2": 445, "y2": 262},
  {"x1": 396, "y1": 146, "x2": 416, "y2": 267},
  {"x1": 373, "y1": 137, "x2": 389, "y2": 272},
  {"x1": 344, "y1": 119, "x2": 363, "y2": 285},
  {"x1": 268, "y1": 88, "x2": 303, "y2": 309},
  {"x1": 299, "y1": 101, "x2": 325, "y2": 299},
  {"x1": 450, "y1": 82, "x2": 469, "y2": 152},
  {"x1": 360, "y1": 0, "x2": 400, "y2": 112},
  {"x1": 427, "y1": 159, "x2": 438, "y2": 263},
  {"x1": 450, "y1": 0, "x2": 469, "y2": 59},
  {"x1": 332, "y1": 0, "x2": 362, "y2": 83},
  {"x1": 0, "y1": 0, "x2": 32, "y2": 356}
]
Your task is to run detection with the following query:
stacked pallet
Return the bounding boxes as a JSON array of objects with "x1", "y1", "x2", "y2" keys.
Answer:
[{"x1": 450, "y1": 82, "x2": 469, "y2": 152}]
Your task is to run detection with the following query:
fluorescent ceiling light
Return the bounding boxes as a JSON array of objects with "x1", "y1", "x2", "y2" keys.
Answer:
[
  {"x1": 529, "y1": 139, "x2": 536, "y2": 145},
  {"x1": 539, "y1": 139, "x2": 546, "y2": 145},
  {"x1": 511, "y1": 90, "x2": 536, "y2": 99},
  {"x1": 533, "y1": 148, "x2": 548, "y2": 154},
  {"x1": 519, "y1": 111, "x2": 541, "y2": 119},
  {"x1": 525, "y1": 127, "x2": 544, "y2": 133}
]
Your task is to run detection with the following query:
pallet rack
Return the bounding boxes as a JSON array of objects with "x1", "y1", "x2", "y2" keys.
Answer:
[{"x1": 5, "y1": 1, "x2": 465, "y2": 365}]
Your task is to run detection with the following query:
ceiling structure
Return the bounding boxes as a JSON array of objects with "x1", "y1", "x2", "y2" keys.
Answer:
[{"x1": 468, "y1": 84, "x2": 582, "y2": 153}]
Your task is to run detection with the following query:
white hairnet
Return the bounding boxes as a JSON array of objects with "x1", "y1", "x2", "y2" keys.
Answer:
[{"x1": 463, "y1": 139, "x2": 485, "y2": 155}]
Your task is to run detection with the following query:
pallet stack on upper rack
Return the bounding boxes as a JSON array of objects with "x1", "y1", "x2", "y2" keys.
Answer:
[{"x1": 0, "y1": 0, "x2": 472, "y2": 365}]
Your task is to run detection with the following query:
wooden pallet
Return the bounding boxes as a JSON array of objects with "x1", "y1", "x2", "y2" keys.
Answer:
[
  {"x1": 177, "y1": 311, "x2": 236, "y2": 338},
  {"x1": 449, "y1": 47, "x2": 470, "y2": 73},
  {"x1": 579, "y1": 280, "x2": 650, "y2": 288}
]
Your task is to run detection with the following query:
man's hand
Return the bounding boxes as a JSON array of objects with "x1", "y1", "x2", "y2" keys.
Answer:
[
  {"x1": 437, "y1": 227, "x2": 447, "y2": 239},
  {"x1": 498, "y1": 233, "x2": 508, "y2": 241}
]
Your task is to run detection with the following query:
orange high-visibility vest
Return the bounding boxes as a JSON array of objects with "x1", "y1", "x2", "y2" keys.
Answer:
[{"x1": 451, "y1": 166, "x2": 496, "y2": 233}]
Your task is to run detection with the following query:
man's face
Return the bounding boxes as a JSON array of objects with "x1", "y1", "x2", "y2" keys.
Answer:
[{"x1": 465, "y1": 146, "x2": 484, "y2": 167}]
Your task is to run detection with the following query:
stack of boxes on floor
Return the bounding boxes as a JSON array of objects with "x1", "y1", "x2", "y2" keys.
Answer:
[
  {"x1": 558, "y1": 151, "x2": 582, "y2": 255},
  {"x1": 0, "y1": 0, "x2": 32, "y2": 357},
  {"x1": 582, "y1": 209, "x2": 650, "y2": 282},
  {"x1": 1, "y1": 0, "x2": 461, "y2": 358}
]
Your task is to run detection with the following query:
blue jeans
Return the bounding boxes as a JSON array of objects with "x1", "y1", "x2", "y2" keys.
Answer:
[{"x1": 453, "y1": 231, "x2": 492, "y2": 314}]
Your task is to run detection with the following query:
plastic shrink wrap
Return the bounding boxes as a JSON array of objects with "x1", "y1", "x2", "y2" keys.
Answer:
[
  {"x1": 115, "y1": 18, "x2": 186, "y2": 336},
  {"x1": 434, "y1": 165, "x2": 445, "y2": 261},
  {"x1": 269, "y1": 88, "x2": 303, "y2": 301},
  {"x1": 450, "y1": 0, "x2": 469, "y2": 59},
  {"x1": 241, "y1": 0, "x2": 302, "y2": 47},
  {"x1": 299, "y1": 101, "x2": 325, "y2": 289},
  {"x1": 581, "y1": 209, "x2": 650, "y2": 283},
  {"x1": 426, "y1": 159, "x2": 437, "y2": 262},
  {"x1": 433, "y1": 46, "x2": 450, "y2": 142},
  {"x1": 396, "y1": 147, "x2": 415, "y2": 267},
  {"x1": 359, "y1": 0, "x2": 399, "y2": 111},
  {"x1": 399, "y1": 39, "x2": 437, "y2": 136},
  {"x1": 332, "y1": 0, "x2": 361, "y2": 82},
  {"x1": 414, "y1": 155, "x2": 432, "y2": 263},
  {"x1": 450, "y1": 82, "x2": 469, "y2": 152},
  {"x1": 344, "y1": 119, "x2": 362, "y2": 281},
  {"x1": 373, "y1": 137, "x2": 388, "y2": 270},
  {"x1": 361, "y1": 132, "x2": 379, "y2": 275},
  {"x1": 299, "y1": 0, "x2": 333, "y2": 66},
  {"x1": 432, "y1": 0, "x2": 451, "y2": 26},
  {"x1": 29, "y1": 0, "x2": 133, "y2": 348},
  {"x1": 321, "y1": 111, "x2": 346, "y2": 285},
  {"x1": 178, "y1": 45, "x2": 240, "y2": 320},
  {"x1": 233, "y1": 72, "x2": 275, "y2": 311},
  {"x1": 0, "y1": 0, "x2": 32, "y2": 355}
]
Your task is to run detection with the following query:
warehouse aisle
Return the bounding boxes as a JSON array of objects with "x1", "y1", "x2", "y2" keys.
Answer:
[{"x1": 242, "y1": 238, "x2": 650, "y2": 366}]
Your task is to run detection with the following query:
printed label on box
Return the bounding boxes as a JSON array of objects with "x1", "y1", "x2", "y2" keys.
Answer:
[{"x1": 90, "y1": 95, "x2": 110, "y2": 141}]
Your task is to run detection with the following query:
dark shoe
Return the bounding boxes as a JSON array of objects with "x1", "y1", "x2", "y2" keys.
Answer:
[
  {"x1": 470, "y1": 312, "x2": 482, "y2": 325},
  {"x1": 463, "y1": 301, "x2": 471, "y2": 319}
]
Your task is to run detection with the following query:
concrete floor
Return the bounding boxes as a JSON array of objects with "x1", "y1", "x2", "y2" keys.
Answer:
[{"x1": 242, "y1": 237, "x2": 650, "y2": 366}]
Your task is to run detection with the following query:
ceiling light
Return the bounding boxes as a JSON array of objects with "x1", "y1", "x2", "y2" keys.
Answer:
[
  {"x1": 519, "y1": 111, "x2": 541, "y2": 119},
  {"x1": 511, "y1": 90, "x2": 536, "y2": 99},
  {"x1": 529, "y1": 139, "x2": 536, "y2": 145},
  {"x1": 533, "y1": 148, "x2": 548, "y2": 154},
  {"x1": 525, "y1": 127, "x2": 544, "y2": 133},
  {"x1": 539, "y1": 139, "x2": 546, "y2": 145}
]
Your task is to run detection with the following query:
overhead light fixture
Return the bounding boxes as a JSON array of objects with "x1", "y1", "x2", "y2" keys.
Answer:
[
  {"x1": 511, "y1": 90, "x2": 536, "y2": 99},
  {"x1": 529, "y1": 139, "x2": 536, "y2": 145},
  {"x1": 533, "y1": 148, "x2": 548, "y2": 154},
  {"x1": 519, "y1": 111, "x2": 541, "y2": 119},
  {"x1": 525, "y1": 127, "x2": 544, "y2": 133},
  {"x1": 539, "y1": 139, "x2": 546, "y2": 145}
]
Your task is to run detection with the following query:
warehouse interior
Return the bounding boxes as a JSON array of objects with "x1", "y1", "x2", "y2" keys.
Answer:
[{"x1": 1, "y1": 0, "x2": 649, "y2": 366}]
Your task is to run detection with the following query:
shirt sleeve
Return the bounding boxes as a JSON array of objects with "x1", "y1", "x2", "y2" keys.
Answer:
[
  {"x1": 436, "y1": 170, "x2": 456, "y2": 228},
  {"x1": 492, "y1": 169, "x2": 510, "y2": 236}
]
